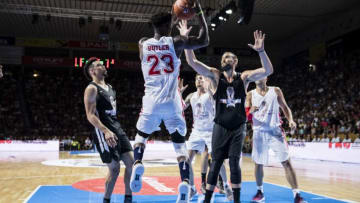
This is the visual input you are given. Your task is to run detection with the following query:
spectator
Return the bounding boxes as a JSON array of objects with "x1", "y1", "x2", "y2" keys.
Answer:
[
  {"x1": 342, "y1": 134, "x2": 351, "y2": 143},
  {"x1": 320, "y1": 135, "x2": 330, "y2": 143}
]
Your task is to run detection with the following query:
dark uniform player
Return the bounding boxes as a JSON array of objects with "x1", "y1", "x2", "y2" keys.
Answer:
[
  {"x1": 180, "y1": 24, "x2": 274, "y2": 202},
  {"x1": 83, "y1": 57, "x2": 135, "y2": 203}
]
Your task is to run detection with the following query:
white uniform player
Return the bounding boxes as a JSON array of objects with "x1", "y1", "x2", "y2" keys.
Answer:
[
  {"x1": 246, "y1": 78, "x2": 305, "y2": 203},
  {"x1": 136, "y1": 36, "x2": 187, "y2": 136},
  {"x1": 131, "y1": 8, "x2": 210, "y2": 203},
  {"x1": 187, "y1": 91, "x2": 214, "y2": 153},
  {"x1": 250, "y1": 86, "x2": 289, "y2": 165},
  {"x1": 181, "y1": 75, "x2": 233, "y2": 200}
]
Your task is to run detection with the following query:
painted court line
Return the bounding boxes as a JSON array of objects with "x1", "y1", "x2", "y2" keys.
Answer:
[
  {"x1": 23, "y1": 185, "x2": 41, "y2": 203},
  {"x1": 265, "y1": 182, "x2": 355, "y2": 203}
]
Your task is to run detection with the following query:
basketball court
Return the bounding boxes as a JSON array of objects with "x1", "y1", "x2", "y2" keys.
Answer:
[{"x1": 1, "y1": 146, "x2": 359, "y2": 203}]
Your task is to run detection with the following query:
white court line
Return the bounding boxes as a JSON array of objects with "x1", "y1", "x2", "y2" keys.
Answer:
[
  {"x1": 0, "y1": 174, "x2": 102, "y2": 180},
  {"x1": 264, "y1": 182, "x2": 356, "y2": 203},
  {"x1": 23, "y1": 185, "x2": 41, "y2": 203}
]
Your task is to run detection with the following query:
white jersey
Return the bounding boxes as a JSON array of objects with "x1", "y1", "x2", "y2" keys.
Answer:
[
  {"x1": 190, "y1": 92, "x2": 215, "y2": 132},
  {"x1": 251, "y1": 87, "x2": 282, "y2": 131},
  {"x1": 141, "y1": 36, "x2": 183, "y2": 114}
]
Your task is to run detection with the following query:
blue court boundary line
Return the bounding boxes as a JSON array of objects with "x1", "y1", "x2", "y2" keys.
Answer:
[
  {"x1": 24, "y1": 181, "x2": 355, "y2": 203},
  {"x1": 265, "y1": 182, "x2": 355, "y2": 203}
]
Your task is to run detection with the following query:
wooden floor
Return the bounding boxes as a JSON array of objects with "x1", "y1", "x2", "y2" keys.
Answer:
[{"x1": 0, "y1": 152, "x2": 359, "y2": 202}]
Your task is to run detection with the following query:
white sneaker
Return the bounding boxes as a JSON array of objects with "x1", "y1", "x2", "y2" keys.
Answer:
[
  {"x1": 176, "y1": 181, "x2": 190, "y2": 203},
  {"x1": 130, "y1": 162, "x2": 144, "y2": 192},
  {"x1": 224, "y1": 184, "x2": 234, "y2": 201}
]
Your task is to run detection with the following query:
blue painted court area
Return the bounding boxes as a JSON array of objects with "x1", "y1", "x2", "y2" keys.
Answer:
[{"x1": 26, "y1": 182, "x2": 347, "y2": 203}]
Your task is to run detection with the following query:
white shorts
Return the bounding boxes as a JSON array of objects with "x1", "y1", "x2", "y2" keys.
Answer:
[
  {"x1": 186, "y1": 129, "x2": 212, "y2": 153},
  {"x1": 251, "y1": 128, "x2": 289, "y2": 165},
  {"x1": 136, "y1": 111, "x2": 187, "y2": 136}
]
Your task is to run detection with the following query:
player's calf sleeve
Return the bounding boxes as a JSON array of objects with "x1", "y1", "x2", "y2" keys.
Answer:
[
  {"x1": 178, "y1": 161, "x2": 190, "y2": 181},
  {"x1": 134, "y1": 132, "x2": 149, "y2": 162},
  {"x1": 229, "y1": 156, "x2": 241, "y2": 184},
  {"x1": 134, "y1": 145, "x2": 144, "y2": 162}
]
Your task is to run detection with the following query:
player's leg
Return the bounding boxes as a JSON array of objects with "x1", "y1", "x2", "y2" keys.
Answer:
[
  {"x1": 120, "y1": 151, "x2": 135, "y2": 203},
  {"x1": 204, "y1": 124, "x2": 229, "y2": 203},
  {"x1": 104, "y1": 160, "x2": 120, "y2": 203},
  {"x1": 164, "y1": 113, "x2": 190, "y2": 203},
  {"x1": 171, "y1": 130, "x2": 191, "y2": 203},
  {"x1": 227, "y1": 124, "x2": 246, "y2": 203},
  {"x1": 200, "y1": 147, "x2": 209, "y2": 194},
  {"x1": 251, "y1": 130, "x2": 267, "y2": 202},
  {"x1": 218, "y1": 162, "x2": 233, "y2": 200},
  {"x1": 131, "y1": 113, "x2": 161, "y2": 192},
  {"x1": 270, "y1": 129, "x2": 305, "y2": 203},
  {"x1": 187, "y1": 149, "x2": 198, "y2": 199}
]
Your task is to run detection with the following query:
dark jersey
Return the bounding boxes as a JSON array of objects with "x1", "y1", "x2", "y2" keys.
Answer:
[
  {"x1": 90, "y1": 82, "x2": 123, "y2": 135},
  {"x1": 213, "y1": 72, "x2": 246, "y2": 130}
]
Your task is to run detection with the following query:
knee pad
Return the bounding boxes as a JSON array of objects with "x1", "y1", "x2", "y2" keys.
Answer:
[
  {"x1": 134, "y1": 131, "x2": 150, "y2": 145},
  {"x1": 170, "y1": 130, "x2": 185, "y2": 143},
  {"x1": 173, "y1": 142, "x2": 188, "y2": 158},
  {"x1": 229, "y1": 156, "x2": 241, "y2": 184}
]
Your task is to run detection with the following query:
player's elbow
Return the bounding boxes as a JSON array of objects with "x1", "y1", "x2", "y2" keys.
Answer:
[{"x1": 264, "y1": 65, "x2": 273, "y2": 76}]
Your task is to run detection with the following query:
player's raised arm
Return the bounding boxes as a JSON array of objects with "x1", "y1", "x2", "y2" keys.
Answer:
[
  {"x1": 241, "y1": 30, "x2": 273, "y2": 86},
  {"x1": 275, "y1": 87, "x2": 296, "y2": 130},
  {"x1": 184, "y1": 49, "x2": 220, "y2": 94},
  {"x1": 173, "y1": 1, "x2": 209, "y2": 50}
]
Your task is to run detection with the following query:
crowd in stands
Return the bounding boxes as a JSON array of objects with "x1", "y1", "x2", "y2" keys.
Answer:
[{"x1": 0, "y1": 51, "x2": 360, "y2": 151}]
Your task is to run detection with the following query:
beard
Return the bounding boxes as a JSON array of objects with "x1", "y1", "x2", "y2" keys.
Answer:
[{"x1": 103, "y1": 70, "x2": 108, "y2": 78}]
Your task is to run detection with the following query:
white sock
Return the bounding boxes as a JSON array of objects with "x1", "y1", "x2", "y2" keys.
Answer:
[
  {"x1": 292, "y1": 189, "x2": 300, "y2": 197},
  {"x1": 257, "y1": 185, "x2": 264, "y2": 193}
]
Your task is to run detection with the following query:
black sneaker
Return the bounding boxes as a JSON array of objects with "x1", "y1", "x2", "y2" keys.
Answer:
[
  {"x1": 294, "y1": 193, "x2": 307, "y2": 203},
  {"x1": 251, "y1": 190, "x2": 265, "y2": 202}
]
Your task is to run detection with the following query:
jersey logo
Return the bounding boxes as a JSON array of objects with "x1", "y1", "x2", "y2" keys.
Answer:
[
  {"x1": 105, "y1": 96, "x2": 116, "y2": 116},
  {"x1": 220, "y1": 86, "x2": 241, "y2": 108}
]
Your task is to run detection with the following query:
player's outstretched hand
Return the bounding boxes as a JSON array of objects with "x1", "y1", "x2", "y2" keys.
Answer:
[
  {"x1": 248, "y1": 30, "x2": 265, "y2": 52},
  {"x1": 179, "y1": 78, "x2": 189, "y2": 94},
  {"x1": 177, "y1": 20, "x2": 192, "y2": 37},
  {"x1": 104, "y1": 129, "x2": 118, "y2": 148}
]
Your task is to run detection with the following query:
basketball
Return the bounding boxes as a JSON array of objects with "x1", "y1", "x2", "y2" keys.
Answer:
[{"x1": 173, "y1": 0, "x2": 196, "y2": 20}]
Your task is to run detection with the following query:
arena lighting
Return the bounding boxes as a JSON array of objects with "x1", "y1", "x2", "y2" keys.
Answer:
[
  {"x1": 74, "y1": 57, "x2": 115, "y2": 68},
  {"x1": 211, "y1": 23, "x2": 216, "y2": 27},
  {"x1": 219, "y1": 16, "x2": 224, "y2": 21},
  {"x1": 226, "y1": 9, "x2": 233, "y2": 15},
  {"x1": 237, "y1": 0, "x2": 255, "y2": 25}
]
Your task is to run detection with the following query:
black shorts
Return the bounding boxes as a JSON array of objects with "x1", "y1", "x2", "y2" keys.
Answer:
[
  {"x1": 93, "y1": 128, "x2": 133, "y2": 164},
  {"x1": 211, "y1": 123, "x2": 246, "y2": 160}
]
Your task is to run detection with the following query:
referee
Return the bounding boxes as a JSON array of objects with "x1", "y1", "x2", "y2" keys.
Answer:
[{"x1": 181, "y1": 28, "x2": 273, "y2": 202}]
